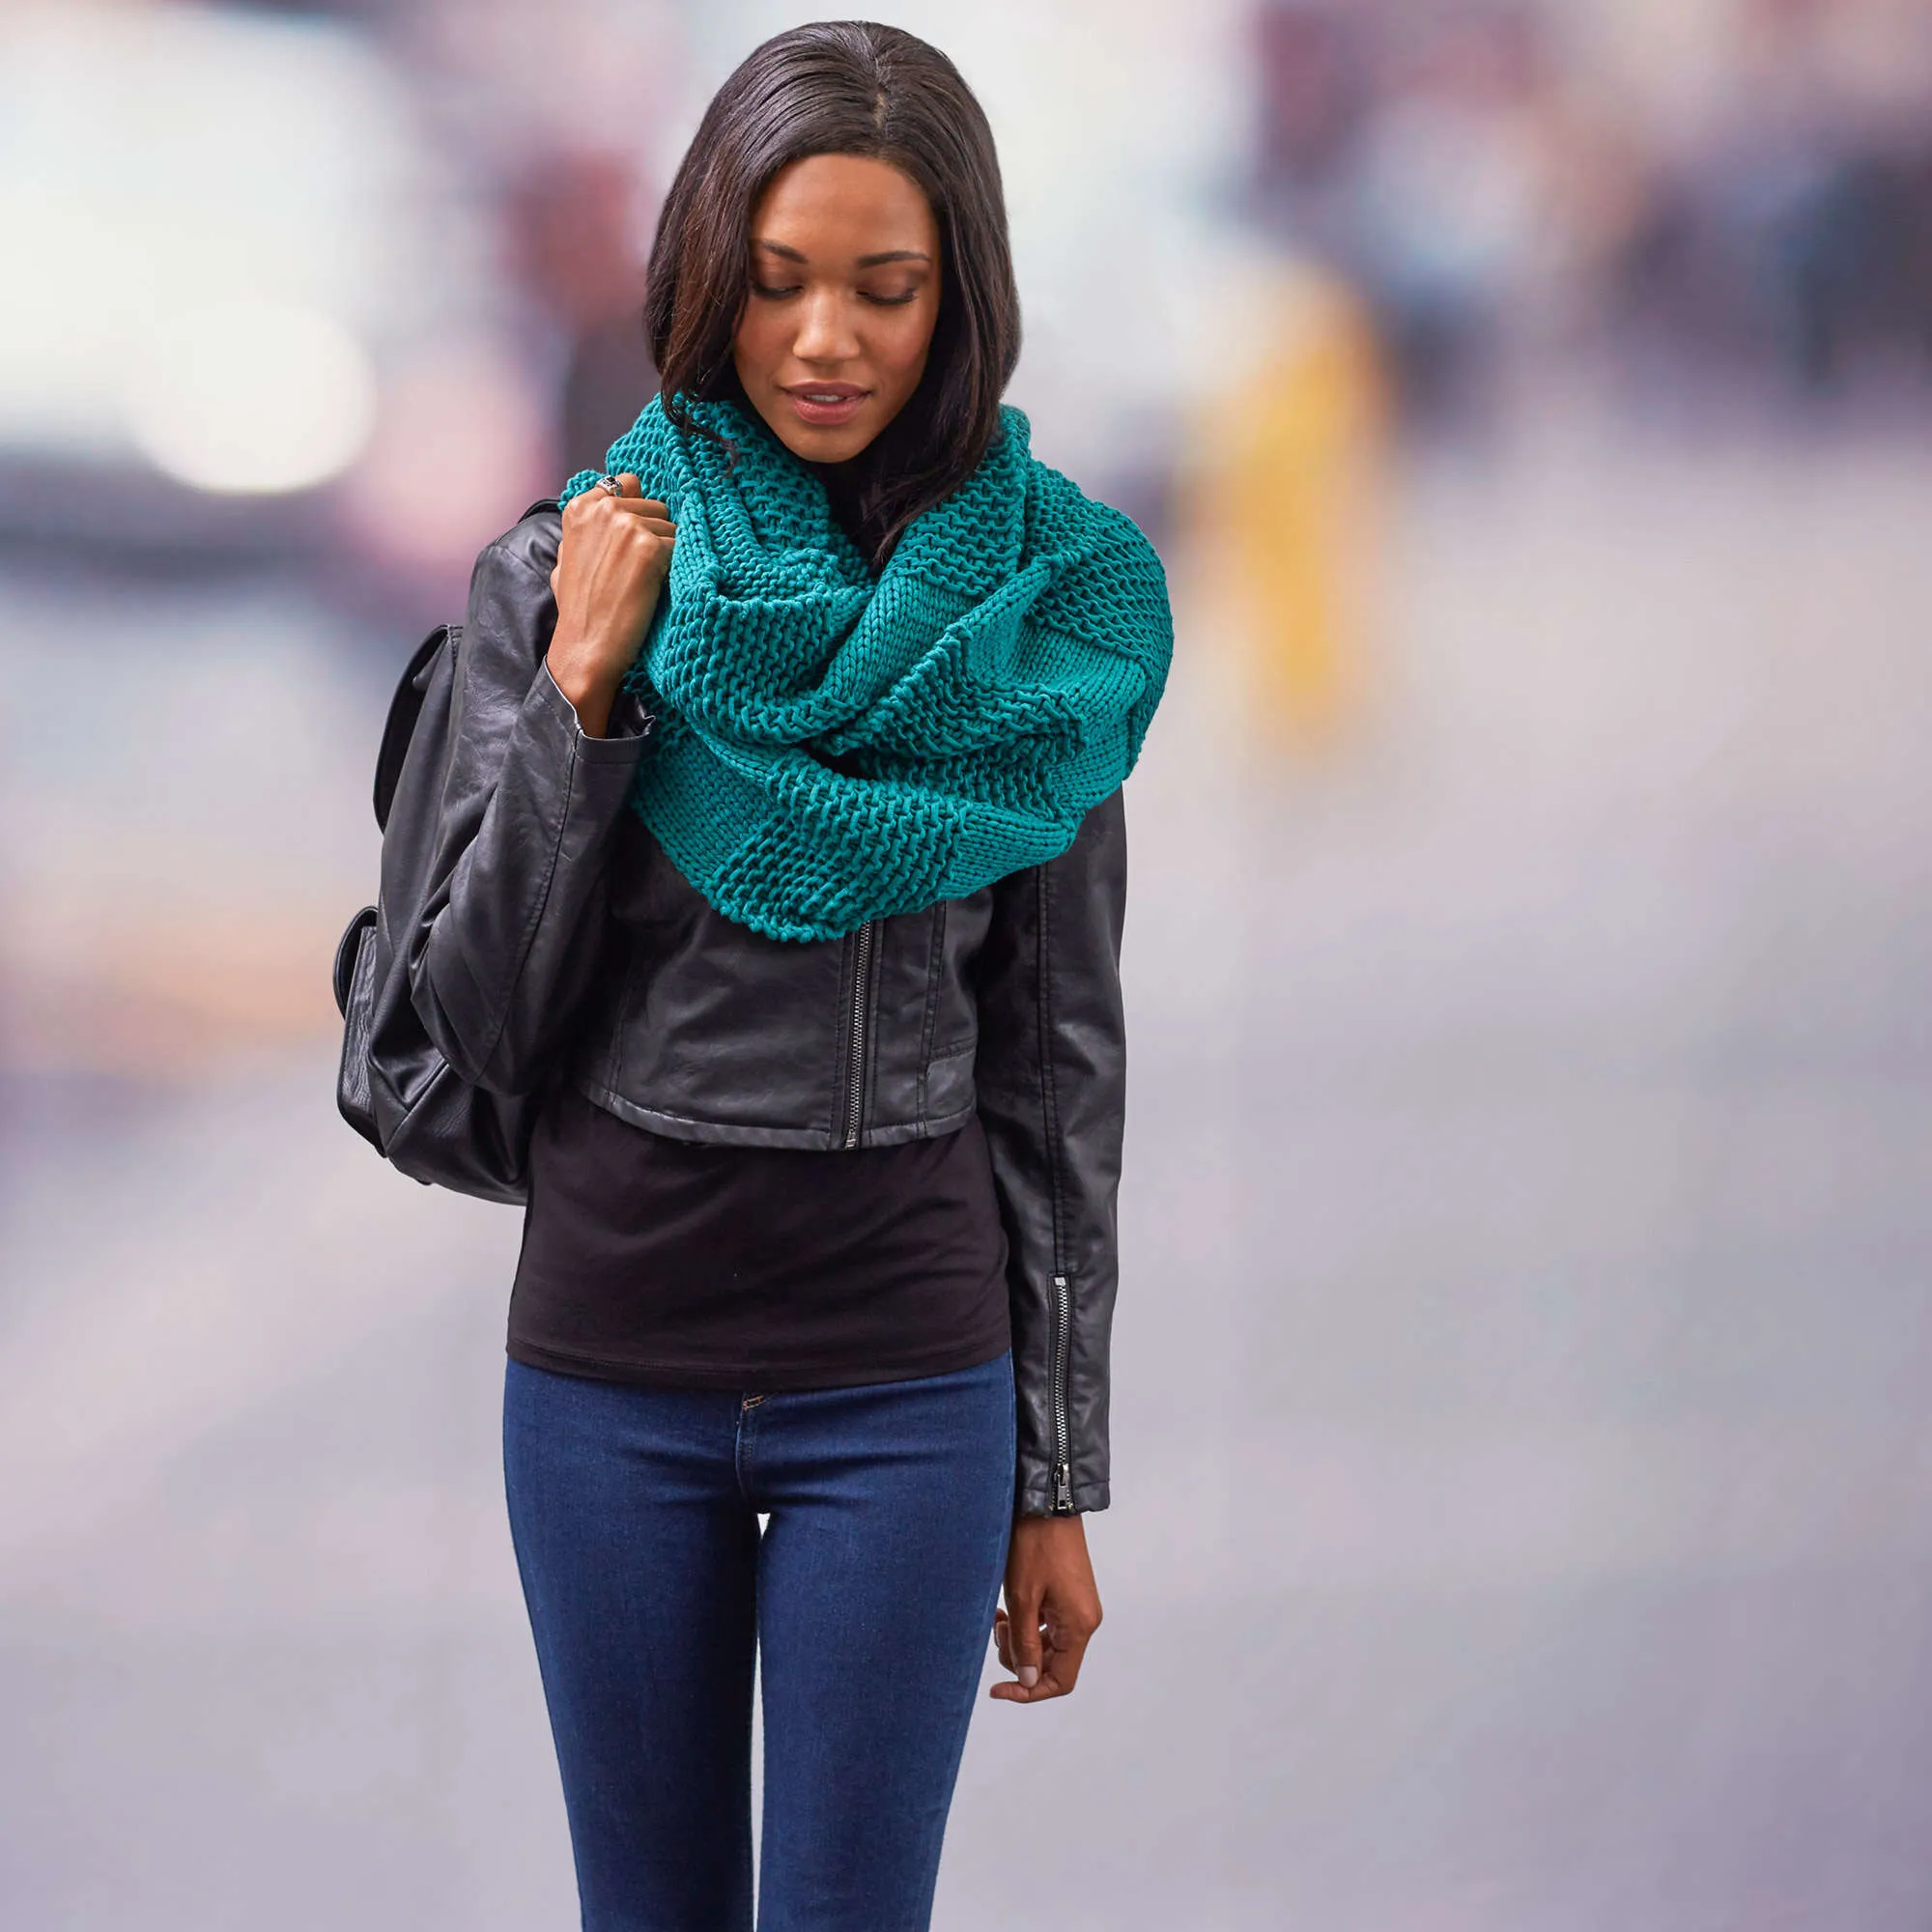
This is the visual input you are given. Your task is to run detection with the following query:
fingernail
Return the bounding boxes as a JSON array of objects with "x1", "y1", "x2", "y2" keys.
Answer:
[{"x1": 1019, "y1": 1665, "x2": 1038, "y2": 1688}]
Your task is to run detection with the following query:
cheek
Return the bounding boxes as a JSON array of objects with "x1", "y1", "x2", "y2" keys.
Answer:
[
  {"x1": 876, "y1": 300, "x2": 941, "y2": 394},
  {"x1": 726, "y1": 301, "x2": 788, "y2": 381}
]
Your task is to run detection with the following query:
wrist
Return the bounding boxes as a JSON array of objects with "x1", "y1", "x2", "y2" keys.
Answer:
[{"x1": 545, "y1": 638, "x2": 621, "y2": 738}]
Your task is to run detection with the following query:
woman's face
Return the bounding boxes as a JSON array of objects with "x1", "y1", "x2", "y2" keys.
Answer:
[{"x1": 731, "y1": 152, "x2": 943, "y2": 465}]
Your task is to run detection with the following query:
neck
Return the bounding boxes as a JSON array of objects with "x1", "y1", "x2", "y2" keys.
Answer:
[
  {"x1": 806, "y1": 451, "x2": 886, "y2": 568},
  {"x1": 807, "y1": 453, "x2": 866, "y2": 530}
]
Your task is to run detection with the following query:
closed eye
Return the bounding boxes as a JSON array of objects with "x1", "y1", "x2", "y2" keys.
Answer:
[{"x1": 749, "y1": 284, "x2": 921, "y2": 306}]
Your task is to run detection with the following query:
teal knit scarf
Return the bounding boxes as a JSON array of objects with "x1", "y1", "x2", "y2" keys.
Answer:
[{"x1": 558, "y1": 393, "x2": 1173, "y2": 943}]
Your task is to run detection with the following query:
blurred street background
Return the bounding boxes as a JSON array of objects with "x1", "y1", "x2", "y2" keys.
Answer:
[{"x1": 8, "y1": 1, "x2": 1932, "y2": 1926}]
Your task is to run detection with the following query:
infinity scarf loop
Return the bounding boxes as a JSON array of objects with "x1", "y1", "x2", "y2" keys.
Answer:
[{"x1": 558, "y1": 394, "x2": 1173, "y2": 943}]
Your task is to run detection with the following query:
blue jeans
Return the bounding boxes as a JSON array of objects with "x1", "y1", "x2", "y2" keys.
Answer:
[{"x1": 501, "y1": 1350, "x2": 1017, "y2": 1931}]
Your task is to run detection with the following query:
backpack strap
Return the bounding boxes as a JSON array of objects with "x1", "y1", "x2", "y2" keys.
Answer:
[
  {"x1": 370, "y1": 500, "x2": 560, "y2": 832},
  {"x1": 374, "y1": 621, "x2": 456, "y2": 832}
]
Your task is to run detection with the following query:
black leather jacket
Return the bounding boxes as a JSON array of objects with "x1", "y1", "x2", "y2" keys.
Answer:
[{"x1": 411, "y1": 501, "x2": 1129, "y2": 1517}]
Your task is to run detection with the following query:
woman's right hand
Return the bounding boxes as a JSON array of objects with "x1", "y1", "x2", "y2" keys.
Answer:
[{"x1": 545, "y1": 472, "x2": 676, "y2": 738}]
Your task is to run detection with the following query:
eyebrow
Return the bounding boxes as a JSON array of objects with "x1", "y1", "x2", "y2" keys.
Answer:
[{"x1": 753, "y1": 241, "x2": 932, "y2": 268}]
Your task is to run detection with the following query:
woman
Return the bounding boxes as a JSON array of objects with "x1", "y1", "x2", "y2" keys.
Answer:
[{"x1": 412, "y1": 21, "x2": 1172, "y2": 1929}]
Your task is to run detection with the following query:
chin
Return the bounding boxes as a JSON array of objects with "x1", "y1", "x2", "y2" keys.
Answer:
[{"x1": 766, "y1": 416, "x2": 878, "y2": 466}]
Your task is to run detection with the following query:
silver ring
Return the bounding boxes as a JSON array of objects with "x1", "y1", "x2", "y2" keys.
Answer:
[{"x1": 596, "y1": 473, "x2": 623, "y2": 497}]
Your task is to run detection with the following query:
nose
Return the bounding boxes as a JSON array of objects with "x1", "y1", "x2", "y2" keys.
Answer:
[{"x1": 791, "y1": 285, "x2": 861, "y2": 364}]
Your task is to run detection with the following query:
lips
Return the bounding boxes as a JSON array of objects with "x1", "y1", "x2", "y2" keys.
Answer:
[{"x1": 782, "y1": 383, "x2": 870, "y2": 429}]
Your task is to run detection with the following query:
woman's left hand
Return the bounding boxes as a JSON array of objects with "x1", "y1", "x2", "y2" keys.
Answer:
[{"x1": 991, "y1": 1513, "x2": 1102, "y2": 1702}]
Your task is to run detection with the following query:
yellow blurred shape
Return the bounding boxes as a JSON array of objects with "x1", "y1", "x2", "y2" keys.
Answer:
[{"x1": 1189, "y1": 269, "x2": 1387, "y2": 749}]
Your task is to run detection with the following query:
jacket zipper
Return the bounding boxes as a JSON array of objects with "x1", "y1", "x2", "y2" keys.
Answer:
[
  {"x1": 841, "y1": 919, "x2": 876, "y2": 1150},
  {"x1": 1050, "y1": 1271, "x2": 1073, "y2": 1511}
]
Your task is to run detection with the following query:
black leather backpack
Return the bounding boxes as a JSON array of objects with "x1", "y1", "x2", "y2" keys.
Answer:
[{"x1": 331, "y1": 512, "x2": 563, "y2": 1204}]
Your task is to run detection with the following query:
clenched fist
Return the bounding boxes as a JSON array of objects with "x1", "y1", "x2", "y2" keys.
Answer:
[{"x1": 545, "y1": 472, "x2": 676, "y2": 738}]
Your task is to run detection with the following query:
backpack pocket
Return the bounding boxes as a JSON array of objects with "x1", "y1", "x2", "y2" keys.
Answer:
[{"x1": 333, "y1": 905, "x2": 382, "y2": 1150}]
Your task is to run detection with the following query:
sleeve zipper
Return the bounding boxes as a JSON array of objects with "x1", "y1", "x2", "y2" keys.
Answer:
[
  {"x1": 841, "y1": 918, "x2": 876, "y2": 1150},
  {"x1": 1050, "y1": 1270, "x2": 1074, "y2": 1511}
]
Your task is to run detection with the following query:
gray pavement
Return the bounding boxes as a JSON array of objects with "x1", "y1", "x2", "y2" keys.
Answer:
[{"x1": 7, "y1": 415, "x2": 1932, "y2": 1928}]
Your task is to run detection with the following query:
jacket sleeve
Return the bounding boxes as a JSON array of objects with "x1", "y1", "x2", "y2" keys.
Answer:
[
  {"x1": 974, "y1": 785, "x2": 1129, "y2": 1516},
  {"x1": 409, "y1": 530, "x2": 650, "y2": 1094}
]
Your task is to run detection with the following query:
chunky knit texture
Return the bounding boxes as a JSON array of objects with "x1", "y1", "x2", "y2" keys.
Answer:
[{"x1": 558, "y1": 393, "x2": 1173, "y2": 943}]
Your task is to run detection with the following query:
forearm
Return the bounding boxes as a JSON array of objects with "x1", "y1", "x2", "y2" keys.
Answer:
[
  {"x1": 413, "y1": 661, "x2": 646, "y2": 1091},
  {"x1": 404, "y1": 540, "x2": 649, "y2": 1094},
  {"x1": 976, "y1": 786, "x2": 1129, "y2": 1515}
]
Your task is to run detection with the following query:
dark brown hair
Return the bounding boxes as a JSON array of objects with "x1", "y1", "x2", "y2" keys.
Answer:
[{"x1": 642, "y1": 20, "x2": 1021, "y2": 566}]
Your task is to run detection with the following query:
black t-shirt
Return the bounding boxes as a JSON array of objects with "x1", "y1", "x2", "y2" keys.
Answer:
[{"x1": 506, "y1": 1082, "x2": 1012, "y2": 1390}]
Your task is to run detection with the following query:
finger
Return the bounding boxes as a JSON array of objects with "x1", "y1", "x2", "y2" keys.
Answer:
[
  {"x1": 576, "y1": 475, "x2": 668, "y2": 518},
  {"x1": 1037, "y1": 1619, "x2": 1093, "y2": 1698},
  {"x1": 610, "y1": 486, "x2": 671, "y2": 518},
  {"x1": 988, "y1": 1619, "x2": 1040, "y2": 1698},
  {"x1": 989, "y1": 1607, "x2": 1035, "y2": 1701},
  {"x1": 988, "y1": 1590, "x2": 1045, "y2": 1700},
  {"x1": 997, "y1": 1610, "x2": 1098, "y2": 1703},
  {"x1": 1000, "y1": 1638, "x2": 1084, "y2": 1703},
  {"x1": 1008, "y1": 1592, "x2": 1043, "y2": 1690}
]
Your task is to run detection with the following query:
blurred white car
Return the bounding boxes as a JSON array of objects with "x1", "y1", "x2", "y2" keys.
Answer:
[{"x1": 0, "y1": 0, "x2": 548, "y2": 568}]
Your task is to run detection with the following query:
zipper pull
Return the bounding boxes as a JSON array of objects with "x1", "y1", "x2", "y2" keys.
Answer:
[{"x1": 1052, "y1": 1463, "x2": 1073, "y2": 1512}]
